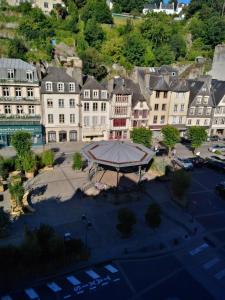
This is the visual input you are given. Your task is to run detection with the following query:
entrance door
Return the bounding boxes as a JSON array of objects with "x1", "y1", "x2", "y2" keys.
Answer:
[
  {"x1": 69, "y1": 130, "x2": 77, "y2": 142},
  {"x1": 59, "y1": 131, "x2": 67, "y2": 142},
  {"x1": 115, "y1": 131, "x2": 122, "y2": 139}
]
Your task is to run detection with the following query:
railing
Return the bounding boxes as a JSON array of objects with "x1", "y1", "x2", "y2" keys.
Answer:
[
  {"x1": 0, "y1": 79, "x2": 38, "y2": 84},
  {"x1": 0, "y1": 97, "x2": 40, "y2": 102},
  {"x1": 0, "y1": 114, "x2": 41, "y2": 121}
]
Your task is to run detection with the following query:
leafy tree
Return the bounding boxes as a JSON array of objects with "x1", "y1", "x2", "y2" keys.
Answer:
[
  {"x1": 11, "y1": 131, "x2": 32, "y2": 158},
  {"x1": 154, "y1": 44, "x2": 175, "y2": 65},
  {"x1": 145, "y1": 203, "x2": 161, "y2": 228},
  {"x1": 8, "y1": 39, "x2": 28, "y2": 61},
  {"x1": 17, "y1": 1, "x2": 32, "y2": 13},
  {"x1": 22, "y1": 152, "x2": 37, "y2": 173},
  {"x1": 116, "y1": 208, "x2": 136, "y2": 237},
  {"x1": 41, "y1": 150, "x2": 55, "y2": 167},
  {"x1": 187, "y1": 126, "x2": 207, "y2": 154},
  {"x1": 101, "y1": 36, "x2": 123, "y2": 64},
  {"x1": 81, "y1": 0, "x2": 113, "y2": 24},
  {"x1": 171, "y1": 169, "x2": 191, "y2": 204},
  {"x1": 84, "y1": 18, "x2": 105, "y2": 48},
  {"x1": 72, "y1": 152, "x2": 83, "y2": 170},
  {"x1": 161, "y1": 125, "x2": 180, "y2": 155},
  {"x1": 170, "y1": 34, "x2": 186, "y2": 60},
  {"x1": 201, "y1": 16, "x2": 225, "y2": 48},
  {"x1": 131, "y1": 128, "x2": 152, "y2": 148},
  {"x1": 113, "y1": 0, "x2": 146, "y2": 13},
  {"x1": 122, "y1": 33, "x2": 145, "y2": 66}
]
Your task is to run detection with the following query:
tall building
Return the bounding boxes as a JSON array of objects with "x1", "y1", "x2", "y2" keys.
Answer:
[
  {"x1": 0, "y1": 58, "x2": 43, "y2": 147},
  {"x1": 41, "y1": 67, "x2": 80, "y2": 143}
]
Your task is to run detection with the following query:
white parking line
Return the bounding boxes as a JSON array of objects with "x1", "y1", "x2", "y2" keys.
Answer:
[
  {"x1": 1, "y1": 296, "x2": 13, "y2": 300},
  {"x1": 203, "y1": 257, "x2": 220, "y2": 270},
  {"x1": 113, "y1": 278, "x2": 121, "y2": 282},
  {"x1": 189, "y1": 243, "x2": 209, "y2": 256},
  {"x1": 85, "y1": 270, "x2": 100, "y2": 279},
  {"x1": 104, "y1": 264, "x2": 118, "y2": 273},
  {"x1": 47, "y1": 282, "x2": 62, "y2": 292},
  {"x1": 25, "y1": 288, "x2": 39, "y2": 300},
  {"x1": 214, "y1": 268, "x2": 225, "y2": 280},
  {"x1": 63, "y1": 295, "x2": 72, "y2": 299},
  {"x1": 67, "y1": 276, "x2": 81, "y2": 286}
]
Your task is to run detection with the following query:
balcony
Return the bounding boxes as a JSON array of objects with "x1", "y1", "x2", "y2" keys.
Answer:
[
  {"x1": 0, "y1": 97, "x2": 40, "y2": 103},
  {"x1": 0, "y1": 114, "x2": 41, "y2": 125}
]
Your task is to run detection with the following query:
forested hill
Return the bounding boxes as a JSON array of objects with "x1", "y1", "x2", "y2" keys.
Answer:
[{"x1": 0, "y1": 0, "x2": 225, "y2": 81}]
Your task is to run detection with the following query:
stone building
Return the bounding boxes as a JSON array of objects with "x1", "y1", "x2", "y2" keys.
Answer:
[{"x1": 0, "y1": 58, "x2": 43, "y2": 146}]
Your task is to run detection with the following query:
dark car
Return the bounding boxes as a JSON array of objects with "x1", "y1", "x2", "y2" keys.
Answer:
[
  {"x1": 180, "y1": 137, "x2": 191, "y2": 145},
  {"x1": 215, "y1": 182, "x2": 225, "y2": 198},
  {"x1": 155, "y1": 147, "x2": 168, "y2": 157},
  {"x1": 188, "y1": 156, "x2": 205, "y2": 168},
  {"x1": 208, "y1": 135, "x2": 220, "y2": 142},
  {"x1": 205, "y1": 159, "x2": 225, "y2": 172}
]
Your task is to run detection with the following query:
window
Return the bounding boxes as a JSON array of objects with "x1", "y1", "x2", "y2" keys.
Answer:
[
  {"x1": 59, "y1": 114, "x2": 65, "y2": 123},
  {"x1": 116, "y1": 95, "x2": 128, "y2": 102},
  {"x1": 84, "y1": 116, "x2": 90, "y2": 126},
  {"x1": 163, "y1": 91, "x2": 168, "y2": 98},
  {"x1": 143, "y1": 110, "x2": 148, "y2": 118},
  {"x1": 113, "y1": 119, "x2": 126, "y2": 127},
  {"x1": 196, "y1": 96, "x2": 202, "y2": 104},
  {"x1": 101, "y1": 116, "x2": 106, "y2": 125},
  {"x1": 44, "y1": 1, "x2": 48, "y2": 8},
  {"x1": 154, "y1": 104, "x2": 159, "y2": 111},
  {"x1": 114, "y1": 107, "x2": 127, "y2": 115},
  {"x1": 69, "y1": 130, "x2": 77, "y2": 142},
  {"x1": 84, "y1": 90, "x2": 90, "y2": 98},
  {"x1": 92, "y1": 116, "x2": 98, "y2": 126},
  {"x1": 187, "y1": 119, "x2": 192, "y2": 125},
  {"x1": 27, "y1": 88, "x2": 33, "y2": 98},
  {"x1": 26, "y1": 71, "x2": 33, "y2": 81},
  {"x1": 28, "y1": 105, "x2": 35, "y2": 115},
  {"x1": 173, "y1": 104, "x2": 178, "y2": 112},
  {"x1": 93, "y1": 102, "x2": 98, "y2": 111},
  {"x1": 84, "y1": 102, "x2": 89, "y2": 111},
  {"x1": 70, "y1": 114, "x2": 75, "y2": 123},
  {"x1": 57, "y1": 83, "x2": 64, "y2": 92},
  {"x1": 162, "y1": 104, "x2": 166, "y2": 111},
  {"x1": 160, "y1": 115, "x2": 165, "y2": 124},
  {"x1": 101, "y1": 90, "x2": 108, "y2": 99},
  {"x1": 69, "y1": 99, "x2": 75, "y2": 107},
  {"x1": 48, "y1": 114, "x2": 54, "y2": 123},
  {"x1": 16, "y1": 105, "x2": 23, "y2": 114},
  {"x1": 204, "y1": 119, "x2": 209, "y2": 125},
  {"x1": 216, "y1": 107, "x2": 220, "y2": 114},
  {"x1": 196, "y1": 119, "x2": 200, "y2": 125},
  {"x1": 206, "y1": 107, "x2": 211, "y2": 115},
  {"x1": 69, "y1": 83, "x2": 75, "y2": 92},
  {"x1": 48, "y1": 131, "x2": 56, "y2": 142},
  {"x1": 172, "y1": 116, "x2": 177, "y2": 124},
  {"x1": 7, "y1": 69, "x2": 14, "y2": 79},
  {"x1": 15, "y1": 88, "x2": 22, "y2": 98},
  {"x1": 203, "y1": 96, "x2": 209, "y2": 104},
  {"x1": 47, "y1": 99, "x2": 53, "y2": 108},
  {"x1": 180, "y1": 104, "x2": 185, "y2": 112},
  {"x1": 101, "y1": 102, "x2": 106, "y2": 111},
  {"x1": 58, "y1": 99, "x2": 64, "y2": 108},
  {"x1": 93, "y1": 90, "x2": 99, "y2": 99},
  {"x1": 190, "y1": 107, "x2": 194, "y2": 115},
  {"x1": 198, "y1": 107, "x2": 203, "y2": 115},
  {"x1": 45, "y1": 82, "x2": 52, "y2": 91},
  {"x1": 4, "y1": 105, "x2": 11, "y2": 114},
  {"x1": 156, "y1": 91, "x2": 160, "y2": 98},
  {"x1": 179, "y1": 116, "x2": 182, "y2": 124},
  {"x1": 3, "y1": 87, "x2": 9, "y2": 97},
  {"x1": 153, "y1": 115, "x2": 157, "y2": 124}
]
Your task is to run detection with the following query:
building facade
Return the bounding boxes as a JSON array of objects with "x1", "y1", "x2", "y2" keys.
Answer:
[
  {"x1": 80, "y1": 76, "x2": 110, "y2": 142},
  {"x1": 0, "y1": 58, "x2": 43, "y2": 147},
  {"x1": 41, "y1": 67, "x2": 80, "y2": 143}
]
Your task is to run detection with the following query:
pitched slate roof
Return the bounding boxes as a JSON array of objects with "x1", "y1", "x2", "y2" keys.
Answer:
[
  {"x1": 82, "y1": 75, "x2": 105, "y2": 90},
  {"x1": 124, "y1": 78, "x2": 146, "y2": 107},
  {"x1": 149, "y1": 75, "x2": 170, "y2": 91},
  {"x1": 170, "y1": 78, "x2": 189, "y2": 92},
  {"x1": 211, "y1": 80, "x2": 225, "y2": 106},
  {"x1": 188, "y1": 80, "x2": 204, "y2": 103}
]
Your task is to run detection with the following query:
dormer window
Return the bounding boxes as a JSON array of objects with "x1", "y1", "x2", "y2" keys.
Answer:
[
  {"x1": 46, "y1": 82, "x2": 52, "y2": 92},
  {"x1": 57, "y1": 82, "x2": 64, "y2": 92},
  {"x1": 93, "y1": 90, "x2": 99, "y2": 99},
  {"x1": 84, "y1": 90, "x2": 90, "y2": 99},
  {"x1": 7, "y1": 69, "x2": 14, "y2": 80},
  {"x1": 101, "y1": 90, "x2": 108, "y2": 99},
  {"x1": 69, "y1": 82, "x2": 75, "y2": 92},
  {"x1": 203, "y1": 96, "x2": 209, "y2": 105},
  {"x1": 26, "y1": 71, "x2": 33, "y2": 81},
  {"x1": 196, "y1": 96, "x2": 202, "y2": 104}
]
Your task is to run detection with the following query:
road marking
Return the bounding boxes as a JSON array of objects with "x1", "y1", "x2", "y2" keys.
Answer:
[
  {"x1": 63, "y1": 295, "x2": 71, "y2": 299},
  {"x1": 25, "y1": 288, "x2": 39, "y2": 299},
  {"x1": 113, "y1": 278, "x2": 121, "y2": 282},
  {"x1": 67, "y1": 276, "x2": 81, "y2": 286},
  {"x1": 189, "y1": 243, "x2": 209, "y2": 256},
  {"x1": 104, "y1": 264, "x2": 119, "y2": 273},
  {"x1": 85, "y1": 270, "x2": 100, "y2": 279},
  {"x1": 47, "y1": 282, "x2": 62, "y2": 292},
  {"x1": 214, "y1": 268, "x2": 225, "y2": 280},
  {"x1": 1, "y1": 296, "x2": 13, "y2": 300},
  {"x1": 203, "y1": 257, "x2": 220, "y2": 270}
]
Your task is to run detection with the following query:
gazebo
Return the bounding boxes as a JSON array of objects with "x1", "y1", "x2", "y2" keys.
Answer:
[{"x1": 81, "y1": 141, "x2": 154, "y2": 187}]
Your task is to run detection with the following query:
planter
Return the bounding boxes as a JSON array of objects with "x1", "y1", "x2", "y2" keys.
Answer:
[
  {"x1": 0, "y1": 183, "x2": 4, "y2": 192},
  {"x1": 43, "y1": 166, "x2": 54, "y2": 171},
  {"x1": 25, "y1": 171, "x2": 34, "y2": 179}
]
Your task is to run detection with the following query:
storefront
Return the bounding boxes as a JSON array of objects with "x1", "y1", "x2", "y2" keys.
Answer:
[{"x1": 0, "y1": 124, "x2": 43, "y2": 147}]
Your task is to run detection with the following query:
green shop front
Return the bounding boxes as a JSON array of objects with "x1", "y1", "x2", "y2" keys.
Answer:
[{"x1": 0, "y1": 122, "x2": 43, "y2": 147}]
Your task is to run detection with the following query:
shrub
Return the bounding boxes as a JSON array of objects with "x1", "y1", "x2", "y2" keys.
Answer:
[
  {"x1": 214, "y1": 150, "x2": 222, "y2": 155},
  {"x1": 171, "y1": 169, "x2": 191, "y2": 201},
  {"x1": 22, "y1": 152, "x2": 37, "y2": 173},
  {"x1": 72, "y1": 152, "x2": 83, "y2": 170},
  {"x1": 8, "y1": 182, "x2": 24, "y2": 206},
  {"x1": 41, "y1": 150, "x2": 54, "y2": 167},
  {"x1": 116, "y1": 208, "x2": 136, "y2": 237},
  {"x1": 145, "y1": 203, "x2": 161, "y2": 228}
]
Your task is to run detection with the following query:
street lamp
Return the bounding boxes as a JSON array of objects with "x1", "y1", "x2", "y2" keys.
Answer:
[{"x1": 81, "y1": 214, "x2": 92, "y2": 249}]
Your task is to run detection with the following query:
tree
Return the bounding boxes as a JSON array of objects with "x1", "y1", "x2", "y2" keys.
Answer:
[
  {"x1": 122, "y1": 33, "x2": 145, "y2": 66},
  {"x1": 22, "y1": 152, "x2": 37, "y2": 173},
  {"x1": 8, "y1": 182, "x2": 24, "y2": 207},
  {"x1": 72, "y1": 152, "x2": 83, "y2": 170},
  {"x1": 170, "y1": 34, "x2": 186, "y2": 60},
  {"x1": 145, "y1": 203, "x2": 161, "y2": 228},
  {"x1": 154, "y1": 44, "x2": 175, "y2": 65},
  {"x1": 81, "y1": 0, "x2": 113, "y2": 24},
  {"x1": 161, "y1": 125, "x2": 180, "y2": 155},
  {"x1": 131, "y1": 128, "x2": 152, "y2": 148},
  {"x1": 8, "y1": 39, "x2": 28, "y2": 61},
  {"x1": 41, "y1": 150, "x2": 55, "y2": 167},
  {"x1": 187, "y1": 126, "x2": 207, "y2": 154},
  {"x1": 113, "y1": 0, "x2": 146, "y2": 13},
  {"x1": 171, "y1": 169, "x2": 191, "y2": 205},
  {"x1": 116, "y1": 208, "x2": 136, "y2": 237},
  {"x1": 11, "y1": 131, "x2": 32, "y2": 158},
  {"x1": 84, "y1": 18, "x2": 105, "y2": 48}
]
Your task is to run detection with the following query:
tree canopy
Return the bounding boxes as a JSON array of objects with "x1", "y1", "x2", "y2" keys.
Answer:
[
  {"x1": 161, "y1": 125, "x2": 180, "y2": 152},
  {"x1": 187, "y1": 126, "x2": 208, "y2": 153},
  {"x1": 131, "y1": 128, "x2": 152, "y2": 148}
]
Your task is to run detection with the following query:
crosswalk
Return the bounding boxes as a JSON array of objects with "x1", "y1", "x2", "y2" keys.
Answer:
[{"x1": 1, "y1": 264, "x2": 121, "y2": 300}]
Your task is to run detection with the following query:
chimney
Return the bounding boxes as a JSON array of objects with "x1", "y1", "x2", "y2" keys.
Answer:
[
  {"x1": 160, "y1": 1, "x2": 162, "y2": 9},
  {"x1": 145, "y1": 72, "x2": 150, "y2": 90},
  {"x1": 65, "y1": 56, "x2": 83, "y2": 86}
]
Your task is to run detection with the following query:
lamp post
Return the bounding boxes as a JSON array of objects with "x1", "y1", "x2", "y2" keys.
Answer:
[{"x1": 81, "y1": 214, "x2": 92, "y2": 250}]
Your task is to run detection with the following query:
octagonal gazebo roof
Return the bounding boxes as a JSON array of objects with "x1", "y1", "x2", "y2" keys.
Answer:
[{"x1": 81, "y1": 141, "x2": 154, "y2": 168}]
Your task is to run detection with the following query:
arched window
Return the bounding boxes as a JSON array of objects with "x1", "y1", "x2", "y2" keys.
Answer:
[
  {"x1": 69, "y1": 130, "x2": 77, "y2": 142},
  {"x1": 48, "y1": 131, "x2": 56, "y2": 143},
  {"x1": 59, "y1": 131, "x2": 67, "y2": 142}
]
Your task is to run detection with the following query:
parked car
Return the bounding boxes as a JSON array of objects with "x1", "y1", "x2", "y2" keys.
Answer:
[
  {"x1": 207, "y1": 135, "x2": 220, "y2": 142},
  {"x1": 155, "y1": 147, "x2": 168, "y2": 157},
  {"x1": 215, "y1": 182, "x2": 225, "y2": 198},
  {"x1": 208, "y1": 145, "x2": 225, "y2": 153},
  {"x1": 188, "y1": 157, "x2": 205, "y2": 168},
  {"x1": 180, "y1": 137, "x2": 191, "y2": 145},
  {"x1": 172, "y1": 157, "x2": 193, "y2": 170},
  {"x1": 210, "y1": 156, "x2": 225, "y2": 162},
  {"x1": 205, "y1": 159, "x2": 225, "y2": 172}
]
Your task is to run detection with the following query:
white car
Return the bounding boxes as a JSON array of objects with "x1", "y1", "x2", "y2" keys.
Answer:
[
  {"x1": 208, "y1": 145, "x2": 225, "y2": 153},
  {"x1": 172, "y1": 157, "x2": 193, "y2": 170}
]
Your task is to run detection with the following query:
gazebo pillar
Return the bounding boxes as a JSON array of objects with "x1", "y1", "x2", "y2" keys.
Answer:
[
  {"x1": 116, "y1": 167, "x2": 120, "y2": 188},
  {"x1": 138, "y1": 166, "x2": 142, "y2": 182}
]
